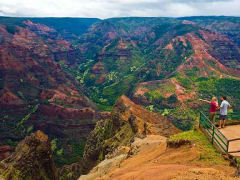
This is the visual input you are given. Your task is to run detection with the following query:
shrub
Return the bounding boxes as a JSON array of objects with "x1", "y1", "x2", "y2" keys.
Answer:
[
  {"x1": 168, "y1": 94, "x2": 178, "y2": 104},
  {"x1": 145, "y1": 90, "x2": 164, "y2": 104}
]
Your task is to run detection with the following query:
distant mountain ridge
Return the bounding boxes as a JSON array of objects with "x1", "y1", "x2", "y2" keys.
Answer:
[{"x1": 0, "y1": 16, "x2": 101, "y2": 40}]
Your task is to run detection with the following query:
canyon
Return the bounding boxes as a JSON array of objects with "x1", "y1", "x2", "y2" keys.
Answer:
[{"x1": 1, "y1": 16, "x2": 240, "y2": 179}]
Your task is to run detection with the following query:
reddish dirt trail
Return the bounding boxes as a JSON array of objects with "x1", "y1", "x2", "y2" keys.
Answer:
[
  {"x1": 104, "y1": 164, "x2": 189, "y2": 180},
  {"x1": 95, "y1": 141, "x2": 237, "y2": 180}
]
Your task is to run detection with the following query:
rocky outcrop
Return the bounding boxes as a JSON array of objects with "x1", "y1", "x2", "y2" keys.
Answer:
[
  {"x1": 81, "y1": 96, "x2": 179, "y2": 175},
  {"x1": 58, "y1": 95, "x2": 180, "y2": 179},
  {"x1": 79, "y1": 135, "x2": 166, "y2": 180},
  {"x1": 0, "y1": 131, "x2": 58, "y2": 180}
]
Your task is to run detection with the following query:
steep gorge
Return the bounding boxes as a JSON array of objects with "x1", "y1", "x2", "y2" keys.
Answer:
[{"x1": 0, "y1": 20, "x2": 104, "y2": 166}]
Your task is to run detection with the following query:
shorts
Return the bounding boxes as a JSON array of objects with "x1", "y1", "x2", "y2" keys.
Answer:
[
  {"x1": 220, "y1": 115, "x2": 227, "y2": 121},
  {"x1": 209, "y1": 112, "x2": 216, "y2": 122}
]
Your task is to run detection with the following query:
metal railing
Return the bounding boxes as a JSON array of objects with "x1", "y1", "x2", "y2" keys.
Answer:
[
  {"x1": 228, "y1": 138, "x2": 240, "y2": 154},
  {"x1": 202, "y1": 111, "x2": 240, "y2": 122},
  {"x1": 200, "y1": 112, "x2": 240, "y2": 155},
  {"x1": 200, "y1": 112, "x2": 229, "y2": 153}
]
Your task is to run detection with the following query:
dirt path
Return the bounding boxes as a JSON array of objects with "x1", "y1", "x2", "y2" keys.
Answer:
[
  {"x1": 89, "y1": 136, "x2": 237, "y2": 180},
  {"x1": 220, "y1": 125, "x2": 240, "y2": 157}
]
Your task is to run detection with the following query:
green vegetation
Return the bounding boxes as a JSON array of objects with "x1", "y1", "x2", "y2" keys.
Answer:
[
  {"x1": 51, "y1": 139, "x2": 58, "y2": 152},
  {"x1": 174, "y1": 24, "x2": 200, "y2": 36},
  {"x1": 107, "y1": 17, "x2": 175, "y2": 33},
  {"x1": 145, "y1": 90, "x2": 164, "y2": 103},
  {"x1": 96, "y1": 104, "x2": 113, "y2": 112},
  {"x1": 0, "y1": 104, "x2": 40, "y2": 149},
  {"x1": 196, "y1": 77, "x2": 240, "y2": 110},
  {"x1": 7, "y1": 139, "x2": 18, "y2": 147},
  {"x1": 165, "y1": 76, "x2": 240, "y2": 130},
  {"x1": 102, "y1": 75, "x2": 137, "y2": 105},
  {"x1": 15, "y1": 104, "x2": 39, "y2": 137},
  {"x1": 59, "y1": 40, "x2": 147, "y2": 110},
  {"x1": 196, "y1": 77, "x2": 240, "y2": 120},
  {"x1": 176, "y1": 74, "x2": 192, "y2": 90},
  {"x1": 169, "y1": 107, "x2": 197, "y2": 131},
  {"x1": 84, "y1": 115, "x2": 135, "y2": 165},
  {"x1": 143, "y1": 38, "x2": 194, "y2": 81},
  {"x1": 51, "y1": 138, "x2": 86, "y2": 167},
  {"x1": 169, "y1": 130, "x2": 225, "y2": 165}
]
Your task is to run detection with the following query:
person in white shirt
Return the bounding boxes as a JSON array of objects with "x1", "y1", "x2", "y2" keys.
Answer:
[{"x1": 218, "y1": 96, "x2": 231, "y2": 128}]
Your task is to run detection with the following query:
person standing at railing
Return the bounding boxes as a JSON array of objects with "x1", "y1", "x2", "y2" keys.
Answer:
[
  {"x1": 218, "y1": 96, "x2": 231, "y2": 129},
  {"x1": 199, "y1": 97, "x2": 219, "y2": 123}
]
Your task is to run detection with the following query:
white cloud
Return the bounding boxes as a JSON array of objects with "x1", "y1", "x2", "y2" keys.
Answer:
[{"x1": 0, "y1": 0, "x2": 239, "y2": 18}]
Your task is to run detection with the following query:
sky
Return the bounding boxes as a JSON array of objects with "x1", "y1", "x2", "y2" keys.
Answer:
[{"x1": 0, "y1": 0, "x2": 239, "y2": 19}]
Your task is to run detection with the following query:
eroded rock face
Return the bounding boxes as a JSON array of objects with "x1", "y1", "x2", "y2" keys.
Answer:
[
  {"x1": 81, "y1": 96, "x2": 180, "y2": 176},
  {"x1": 164, "y1": 31, "x2": 240, "y2": 77},
  {"x1": 0, "y1": 22, "x2": 100, "y2": 156},
  {"x1": 58, "y1": 95, "x2": 179, "y2": 180},
  {"x1": 84, "y1": 95, "x2": 180, "y2": 158},
  {"x1": 112, "y1": 95, "x2": 180, "y2": 137},
  {"x1": 0, "y1": 131, "x2": 58, "y2": 180}
]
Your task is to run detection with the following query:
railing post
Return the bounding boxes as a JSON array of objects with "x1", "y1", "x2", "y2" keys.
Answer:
[
  {"x1": 212, "y1": 125, "x2": 215, "y2": 144},
  {"x1": 227, "y1": 141, "x2": 229, "y2": 153}
]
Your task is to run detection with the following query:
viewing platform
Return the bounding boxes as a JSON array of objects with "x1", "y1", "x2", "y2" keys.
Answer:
[
  {"x1": 199, "y1": 112, "x2": 240, "y2": 157},
  {"x1": 220, "y1": 125, "x2": 240, "y2": 157}
]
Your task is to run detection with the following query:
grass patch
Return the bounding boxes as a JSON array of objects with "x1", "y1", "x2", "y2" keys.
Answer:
[
  {"x1": 169, "y1": 130, "x2": 225, "y2": 165},
  {"x1": 176, "y1": 74, "x2": 192, "y2": 90},
  {"x1": 96, "y1": 104, "x2": 113, "y2": 112},
  {"x1": 145, "y1": 90, "x2": 164, "y2": 103}
]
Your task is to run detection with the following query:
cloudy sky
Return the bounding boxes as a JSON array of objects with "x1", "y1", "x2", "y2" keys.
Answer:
[{"x1": 0, "y1": 0, "x2": 239, "y2": 19}]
